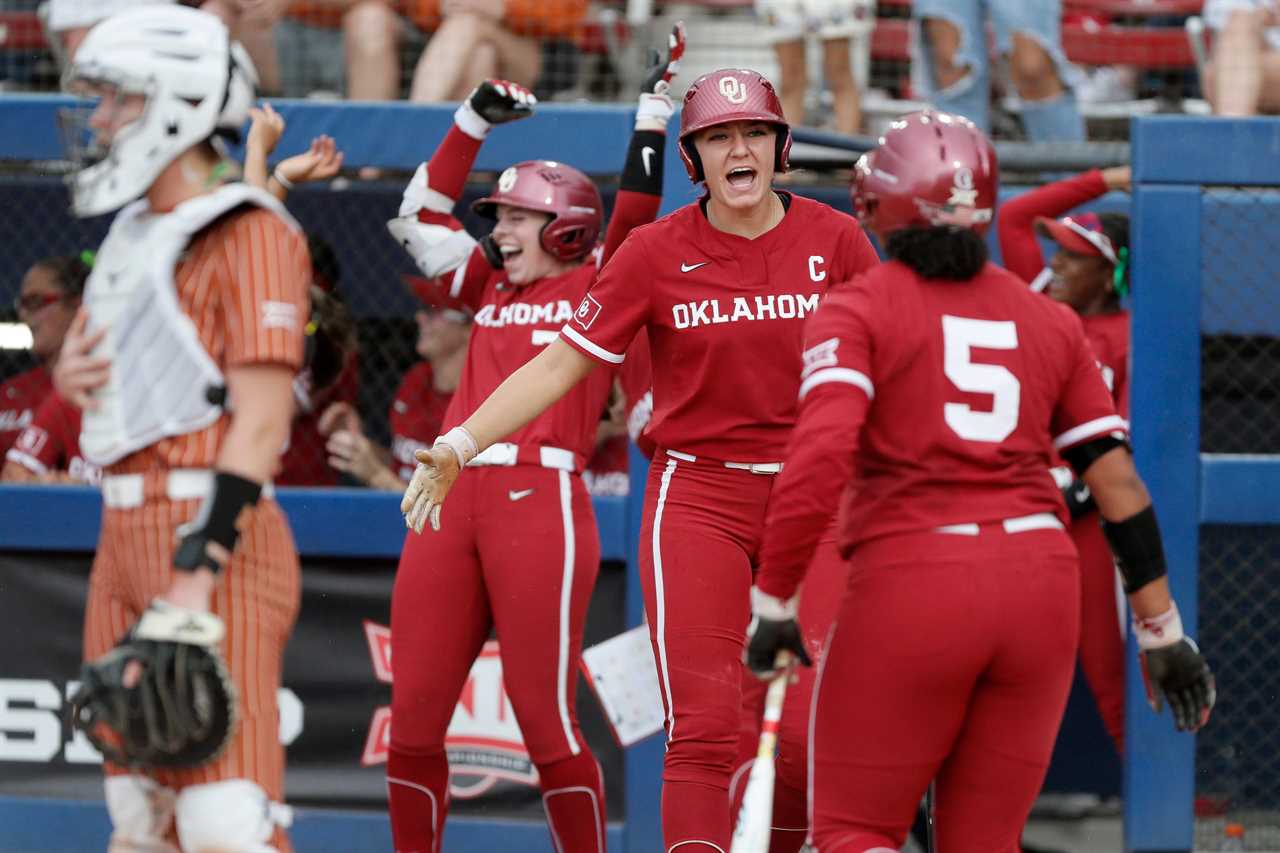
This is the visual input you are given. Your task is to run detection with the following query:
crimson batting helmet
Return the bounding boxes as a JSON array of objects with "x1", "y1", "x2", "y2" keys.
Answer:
[
  {"x1": 678, "y1": 68, "x2": 792, "y2": 183},
  {"x1": 472, "y1": 160, "x2": 603, "y2": 262},
  {"x1": 851, "y1": 110, "x2": 997, "y2": 237}
]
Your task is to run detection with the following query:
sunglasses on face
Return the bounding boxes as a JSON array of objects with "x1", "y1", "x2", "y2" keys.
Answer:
[{"x1": 14, "y1": 292, "x2": 67, "y2": 315}]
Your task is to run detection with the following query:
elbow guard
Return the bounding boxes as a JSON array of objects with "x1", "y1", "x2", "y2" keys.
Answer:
[
  {"x1": 1101, "y1": 505, "x2": 1168, "y2": 594},
  {"x1": 1061, "y1": 433, "x2": 1129, "y2": 478}
]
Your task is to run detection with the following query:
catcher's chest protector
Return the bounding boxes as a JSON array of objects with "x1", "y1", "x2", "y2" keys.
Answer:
[{"x1": 79, "y1": 183, "x2": 300, "y2": 466}]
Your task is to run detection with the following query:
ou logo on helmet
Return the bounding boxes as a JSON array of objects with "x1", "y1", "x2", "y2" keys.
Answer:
[
  {"x1": 498, "y1": 166, "x2": 519, "y2": 193},
  {"x1": 718, "y1": 75, "x2": 747, "y2": 105},
  {"x1": 948, "y1": 166, "x2": 977, "y2": 207}
]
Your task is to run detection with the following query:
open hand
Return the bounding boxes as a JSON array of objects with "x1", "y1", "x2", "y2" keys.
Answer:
[
  {"x1": 276, "y1": 135, "x2": 344, "y2": 187},
  {"x1": 641, "y1": 20, "x2": 686, "y2": 96},
  {"x1": 401, "y1": 445, "x2": 462, "y2": 533},
  {"x1": 247, "y1": 102, "x2": 286, "y2": 160}
]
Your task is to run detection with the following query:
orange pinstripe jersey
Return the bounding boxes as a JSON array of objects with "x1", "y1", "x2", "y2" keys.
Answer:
[{"x1": 108, "y1": 205, "x2": 311, "y2": 476}]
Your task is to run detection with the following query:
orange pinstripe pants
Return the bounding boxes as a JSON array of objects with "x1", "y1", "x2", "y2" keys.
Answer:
[{"x1": 83, "y1": 477, "x2": 301, "y2": 850}]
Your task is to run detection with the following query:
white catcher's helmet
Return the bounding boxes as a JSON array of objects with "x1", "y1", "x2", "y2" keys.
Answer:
[{"x1": 61, "y1": 6, "x2": 258, "y2": 217}]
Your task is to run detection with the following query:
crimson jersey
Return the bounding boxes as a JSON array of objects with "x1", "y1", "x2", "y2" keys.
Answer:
[
  {"x1": 560, "y1": 194, "x2": 880, "y2": 462},
  {"x1": 1082, "y1": 310, "x2": 1129, "y2": 417},
  {"x1": 758, "y1": 261, "x2": 1125, "y2": 599},
  {"x1": 389, "y1": 361, "x2": 454, "y2": 482},
  {"x1": 583, "y1": 434, "x2": 629, "y2": 496},
  {"x1": 0, "y1": 365, "x2": 52, "y2": 458},
  {"x1": 5, "y1": 391, "x2": 101, "y2": 484}
]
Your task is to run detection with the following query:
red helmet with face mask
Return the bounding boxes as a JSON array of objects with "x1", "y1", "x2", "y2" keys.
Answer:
[
  {"x1": 851, "y1": 110, "x2": 998, "y2": 238},
  {"x1": 678, "y1": 68, "x2": 792, "y2": 183},
  {"x1": 472, "y1": 160, "x2": 603, "y2": 262}
]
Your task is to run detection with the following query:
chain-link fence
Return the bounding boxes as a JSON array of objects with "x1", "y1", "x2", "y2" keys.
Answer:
[
  {"x1": 3, "y1": 0, "x2": 1213, "y2": 141},
  {"x1": 1195, "y1": 186, "x2": 1280, "y2": 851}
]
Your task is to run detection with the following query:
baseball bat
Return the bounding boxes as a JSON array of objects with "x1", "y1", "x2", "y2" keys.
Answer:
[{"x1": 730, "y1": 653, "x2": 792, "y2": 853}]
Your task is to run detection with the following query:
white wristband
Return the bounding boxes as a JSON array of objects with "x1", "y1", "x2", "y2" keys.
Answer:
[
  {"x1": 272, "y1": 168, "x2": 295, "y2": 191},
  {"x1": 453, "y1": 100, "x2": 492, "y2": 140},
  {"x1": 636, "y1": 92, "x2": 674, "y2": 130},
  {"x1": 435, "y1": 426, "x2": 480, "y2": 468},
  {"x1": 751, "y1": 585, "x2": 798, "y2": 621},
  {"x1": 1134, "y1": 602, "x2": 1184, "y2": 650}
]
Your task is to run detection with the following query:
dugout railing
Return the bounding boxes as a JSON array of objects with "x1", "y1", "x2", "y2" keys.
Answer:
[{"x1": 1129, "y1": 116, "x2": 1280, "y2": 853}]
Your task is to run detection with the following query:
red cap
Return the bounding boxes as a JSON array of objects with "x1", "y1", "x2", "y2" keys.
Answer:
[
  {"x1": 851, "y1": 110, "x2": 997, "y2": 237},
  {"x1": 471, "y1": 160, "x2": 602, "y2": 262},
  {"x1": 1034, "y1": 212, "x2": 1119, "y2": 264},
  {"x1": 678, "y1": 68, "x2": 791, "y2": 182},
  {"x1": 402, "y1": 274, "x2": 473, "y2": 320}
]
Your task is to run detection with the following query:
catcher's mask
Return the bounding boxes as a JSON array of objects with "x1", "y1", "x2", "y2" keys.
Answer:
[{"x1": 70, "y1": 638, "x2": 238, "y2": 769}]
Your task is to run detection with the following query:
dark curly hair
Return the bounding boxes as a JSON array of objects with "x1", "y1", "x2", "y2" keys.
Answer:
[
  {"x1": 1098, "y1": 212, "x2": 1130, "y2": 295},
  {"x1": 884, "y1": 226, "x2": 989, "y2": 280}
]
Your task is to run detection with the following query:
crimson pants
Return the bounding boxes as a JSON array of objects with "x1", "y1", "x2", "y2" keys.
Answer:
[
  {"x1": 733, "y1": 538, "x2": 850, "y2": 853},
  {"x1": 388, "y1": 465, "x2": 606, "y2": 853},
  {"x1": 811, "y1": 527, "x2": 1080, "y2": 853},
  {"x1": 641, "y1": 454, "x2": 791, "y2": 851},
  {"x1": 1073, "y1": 511, "x2": 1126, "y2": 755}
]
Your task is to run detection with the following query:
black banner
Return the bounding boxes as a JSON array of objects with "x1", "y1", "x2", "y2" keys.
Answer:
[{"x1": 0, "y1": 551, "x2": 627, "y2": 819}]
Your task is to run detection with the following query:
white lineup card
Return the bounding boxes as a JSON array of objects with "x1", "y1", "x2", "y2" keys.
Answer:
[{"x1": 580, "y1": 624, "x2": 666, "y2": 747}]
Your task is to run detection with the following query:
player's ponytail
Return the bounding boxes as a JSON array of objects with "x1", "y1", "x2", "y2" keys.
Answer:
[{"x1": 884, "y1": 225, "x2": 988, "y2": 280}]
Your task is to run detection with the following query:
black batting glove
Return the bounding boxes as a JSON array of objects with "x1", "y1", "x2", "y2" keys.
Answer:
[
  {"x1": 1061, "y1": 477, "x2": 1096, "y2": 520},
  {"x1": 1134, "y1": 604, "x2": 1216, "y2": 732},
  {"x1": 640, "y1": 21, "x2": 686, "y2": 96},
  {"x1": 745, "y1": 586, "x2": 812, "y2": 680},
  {"x1": 468, "y1": 79, "x2": 536, "y2": 124},
  {"x1": 1141, "y1": 638, "x2": 1216, "y2": 732}
]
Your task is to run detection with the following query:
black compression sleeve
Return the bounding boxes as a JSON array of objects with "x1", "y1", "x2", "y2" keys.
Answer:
[
  {"x1": 620, "y1": 129, "x2": 666, "y2": 195},
  {"x1": 1101, "y1": 505, "x2": 1168, "y2": 593}
]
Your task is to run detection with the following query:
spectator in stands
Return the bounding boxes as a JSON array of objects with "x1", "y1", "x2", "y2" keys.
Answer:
[
  {"x1": 318, "y1": 277, "x2": 471, "y2": 491},
  {"x1": 755, "y1": 0, "x2": 873, "y2": 134},
  {"x1": 912, "y1": 0, "x2": 1085, "y2": 141},
  {"x1": 45, "y1": 0, "x2": 177, "y2": 60},
  {"x1": 1203, "y1": 0, "x2": 1280, "y2": 115},
  {"x1": 997, "y1": 164, "x2": 1133, "y2": 756},
  {"x1": 0, "y1": 254, "x2": 91, "y2": 460},
  {"x1": 202, "y1": 0, "x2": 287, "y2": 94},
  {"x1": 407, "y1": 0, "x2": 587, "y2": 102}
]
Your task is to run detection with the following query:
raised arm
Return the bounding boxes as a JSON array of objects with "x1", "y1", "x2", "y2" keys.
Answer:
[
  {"x1": 996, "y1": 167, "x2": 1125, "y2": 284},
  {"x1": 600, "y1": 22, "x2": 685, "y2": 265}
]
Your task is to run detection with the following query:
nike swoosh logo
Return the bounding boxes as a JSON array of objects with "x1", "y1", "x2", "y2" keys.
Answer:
[
  {"x1": 680, "y1": 261, "x2": 708, "y2": 273},
  {"x1": 1073, "y1": 487, "x2": 1091, "y2": 503},
  {"x1": 508, "y1": 488, "x2": 535, "y2": 501},
  {"x1": 641, "y1": 146, "x2": 655, "y2": 176}
]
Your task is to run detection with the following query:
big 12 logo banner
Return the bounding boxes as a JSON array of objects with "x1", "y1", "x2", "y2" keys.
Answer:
[{"x1": 362, "y1": 622, "x2": 538, "y2": 798}]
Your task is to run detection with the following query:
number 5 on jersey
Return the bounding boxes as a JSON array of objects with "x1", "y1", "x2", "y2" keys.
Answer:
[{"x1": 942, "y1": 315, "x2": 1020, "y2": 443}]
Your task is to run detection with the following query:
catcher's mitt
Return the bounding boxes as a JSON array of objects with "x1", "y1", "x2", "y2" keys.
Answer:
[{"x1": 70, "y1": 600, "x2": 237, "y2": 769}]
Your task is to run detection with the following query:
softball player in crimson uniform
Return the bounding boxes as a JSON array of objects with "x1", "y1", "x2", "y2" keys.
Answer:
[
  {"x1": 53, "y1": 9, "x2": 307, "y2": 851},
  {"x1": 401, "y1": 67, "x2": 881, "y2": 851},
  {"x1": 999, "y1": 166, "x2": 1134, "y2": 754},
  {"x1": 745, "y1": 111, "x2": 1215, "y2": 852},
  {"x1": 385, "y1": 29, "x2": 683, "y2": 851},
  {"x1": 1, "y1": 391, "x2": 100, "y2": 484}
]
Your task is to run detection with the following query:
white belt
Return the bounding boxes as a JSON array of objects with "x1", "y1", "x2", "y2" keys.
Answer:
[
  {"x1": 666, "y1": 449, "x2": 784, "y2": 475},
  {"x1": 101, "y1": 469, "x2": 274, "y2": 509},
  {"x1": 468, "y1": 442, "x2": 577, "y2": 472},
  {"x1": 935, "y1": 512, "x2": 1064, "y2": 536}
]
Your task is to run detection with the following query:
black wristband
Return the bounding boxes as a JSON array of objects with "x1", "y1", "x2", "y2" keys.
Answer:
[
  {"x1": 173, "y1": 471, "x2": 263, "y2": 574},
  {"x1": 1101, "y1": 504, "x2": 1168, "y2": 594},
  {"x1": 620, "y1": 129, "x2": 665, "y2": 196}
]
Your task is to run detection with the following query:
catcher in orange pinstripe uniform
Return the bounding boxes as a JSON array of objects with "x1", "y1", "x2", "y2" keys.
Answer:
[{"x1": 54, "y1": 8, "x2": 309, "y2": 851}]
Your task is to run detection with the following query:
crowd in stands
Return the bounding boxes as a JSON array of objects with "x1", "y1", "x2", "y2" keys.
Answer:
[{"x1": 5, "y1": 1, "x2": 1278, "y2": 132}]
